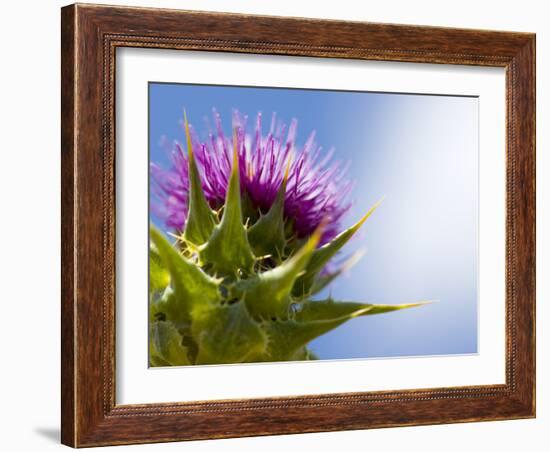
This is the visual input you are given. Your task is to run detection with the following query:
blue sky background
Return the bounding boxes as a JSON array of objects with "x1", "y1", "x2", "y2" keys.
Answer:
[{"x1": 149, "y1": 82, "x2": 479, "y2": 360}]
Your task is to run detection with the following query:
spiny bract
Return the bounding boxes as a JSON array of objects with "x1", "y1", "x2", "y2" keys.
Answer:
[{"x1": 149, "y1": 111, "x2": 424, "y2": 366}]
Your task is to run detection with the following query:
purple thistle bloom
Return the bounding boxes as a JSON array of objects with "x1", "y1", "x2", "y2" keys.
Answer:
[{"x1": 150, "y1": 110, "x2": 354, "y2": 245}]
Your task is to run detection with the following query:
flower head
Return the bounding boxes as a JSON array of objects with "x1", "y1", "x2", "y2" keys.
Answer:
[{"x1": 151, "y1": 110, "x2": 354, "y2": 245}]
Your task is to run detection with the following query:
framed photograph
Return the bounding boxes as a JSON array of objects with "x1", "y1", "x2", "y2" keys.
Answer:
[{"x1": 61, "y1": 3, "x2": 535, "y2": 447}]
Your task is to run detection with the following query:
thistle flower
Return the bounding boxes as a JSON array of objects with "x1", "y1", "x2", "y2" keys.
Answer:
[
  {"x1": 151, "y1": 110, "x2": 353, "y2": 245},
  {"x1": 149, "y1": 110, "x2": 426, "y2": 366}
]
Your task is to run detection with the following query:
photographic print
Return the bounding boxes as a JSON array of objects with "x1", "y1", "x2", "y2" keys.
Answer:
[
  {"x1": 62, "y1": 6, "x2": 535, "y2": 444},
  {"x1": 61, "y1": 5, "x2": 537, "y2": 445},
  {"x1": 148, "y1": 83, "x2": 478, "y2": 367}
]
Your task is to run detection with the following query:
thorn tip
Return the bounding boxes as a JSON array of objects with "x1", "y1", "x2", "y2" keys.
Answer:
[{"x1": 184, "y1": 109, "x2": 194, "y2": 159}]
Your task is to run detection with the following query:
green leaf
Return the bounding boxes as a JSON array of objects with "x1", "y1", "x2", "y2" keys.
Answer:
[
  {"x1": 235, "y1": 226, "x2": 322, "y2": 319},
  {"x1": 149, "y1": 320, "x2": 191, "y2": 366},
  {"x1": 149, "y1": 286, "x2": 179, "y2": 325},
  {"x1": 149, "y1": 354, "x2": 171, "y2": 367},
  {"x1": 290, "y1": 347, "x2": 319, "y2": 361},
  {"x1": 192, "y1": 302, "x2": 267, "y2": 364},
  {"x1": 262, "y1": 299, "x2": 426, "y2": 362},
  {"x1": 247, "y1": 163, "x2": 290, "y2": 260},
  {"x1": 292, "y1": 200, "x2": 382, "y2": 298},
  {"x1": 261, "y1": 316, "x2": 351, "y2": 362},
  {"x1": 295, "y1": 298, "x2": 428, "y2": 323},
  {"x1": 305, "y1": 349, "x2": 320, "y2": 360},
  {"x1": 200, "y1": 131, "x2": 255, "y2": 277},
  {"x1": 182, "y1": 111, "x2": 217, "y2": 246},
  {"x1": 149, "y1": 243, "x2": 170, "y2": 293},
  {"x1": 150, "y1": 225, "x2": 221, "y2": 324}
]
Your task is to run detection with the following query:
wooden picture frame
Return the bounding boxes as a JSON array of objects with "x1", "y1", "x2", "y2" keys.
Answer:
[{"x1": 61, "y1": 3, "x2": 535, "y2": 447}]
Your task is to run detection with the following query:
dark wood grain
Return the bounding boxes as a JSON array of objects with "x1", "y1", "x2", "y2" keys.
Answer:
[
  {"x1": 61, "y1": 3, "x2": 536, "y2": 447},
  {"x1": 60, "y1": 5, "x2": 76, "y2": 446}
]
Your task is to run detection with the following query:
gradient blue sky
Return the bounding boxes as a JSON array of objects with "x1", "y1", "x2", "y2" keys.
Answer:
[{"x1": 149, "y1": 82, "x2": 479, "y2": 360}]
